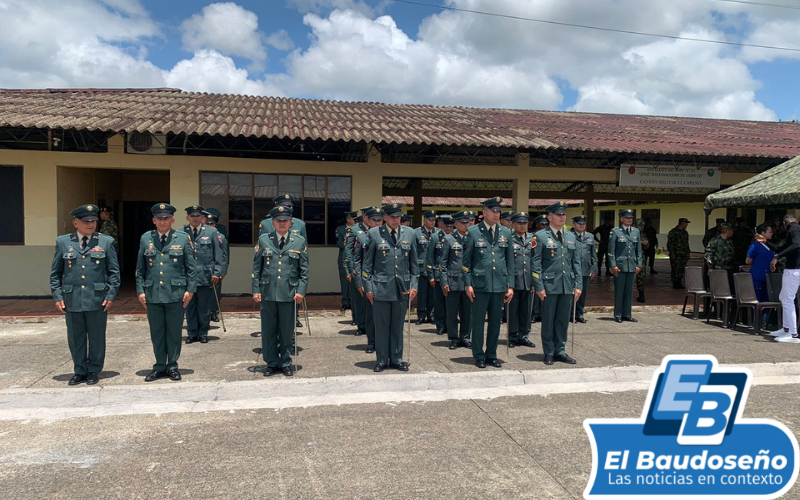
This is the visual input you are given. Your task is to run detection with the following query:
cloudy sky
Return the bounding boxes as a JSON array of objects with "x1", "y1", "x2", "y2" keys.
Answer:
[{"x1": 1, "y1": 0, "x2": 799, "y2": 120}]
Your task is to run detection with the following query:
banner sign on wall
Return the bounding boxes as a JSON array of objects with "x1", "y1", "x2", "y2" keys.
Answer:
[{"x1": 619, "y1": 166, "x2": 721, "y2": 189}]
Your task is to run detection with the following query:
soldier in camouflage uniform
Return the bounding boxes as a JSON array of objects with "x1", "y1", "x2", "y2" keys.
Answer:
[
  {"x1": 667, "y1": 218, "x2": 691, "y2": 289},
  {"x1": 703, "y1": 218, "x2": 725, "y2": 248},
  {"x1": 99, "y1": 207, "x2": 119, "y2": 249},
  {"x1": 705, "y1": 223, "x2": 735, "y2": 288},
  {"x1": 732, "y1": 217, "x2": 754, "y2": 269}
]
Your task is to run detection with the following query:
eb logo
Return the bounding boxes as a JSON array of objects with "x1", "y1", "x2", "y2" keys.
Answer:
[{"x1": 645, "y1": 359, "x2": 748, "y2": 445}]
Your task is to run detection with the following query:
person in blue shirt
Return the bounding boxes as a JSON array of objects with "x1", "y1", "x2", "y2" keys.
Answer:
[{"x1": 746, "y1": 223, "x2": 774, "y2": 302}]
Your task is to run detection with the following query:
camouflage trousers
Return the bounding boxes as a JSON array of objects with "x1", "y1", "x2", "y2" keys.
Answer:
[{"x1": 670, "y1": 257, "x2": 688, "y2": 283}]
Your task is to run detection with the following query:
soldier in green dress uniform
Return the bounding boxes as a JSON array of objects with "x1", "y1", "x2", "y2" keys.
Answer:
[
  {"x1": 432, "y1": 216, "x2": 453, "y2": 334},
  {"x1": 345, "y1": 207, "x2": 372, "y2": 335},
  {"x1": 179, "y1": 205, "x2": 223, "y2": 344},
  {"x1": 336, "y1": 212, "x2": 357, "y2": 311},
  {"x1": 531, "y1": 201, "x2": 582, "y2": 365},
  {"x1": 50, "y1": 204, "x2": 121, "y2": 385},
  {"x1": 569, "y1": 215, "x2": 597, "y2": 323},
  {"x1": 253, "y1": 206, "x2": 309, "y2": 377},
  {"x1": 414, "y1": 210, "x2": 439, "y2": 324},
  {"x1": 204, "y1": 207, "x2": 227, "y2": 322},
  {"x1": 352, "y1": 208, "x2": 384, "y2": 354},
  {"x1": 363, "y1": 203, "x2": 419, "y2": 372},
  {"x1": 401, "y1": 214, "x2": 412, "y2": 226},
  {"x1": 608, "y1": 209, "x2": 642, "y2": 323},
  {"x1": 530, "y1": 214, "x2": 550, "y2": 323},
  {"x1": 135, "y1": 203, "x2": 197, "y2": 382},
  {"x1": 667, "y1": 218, "x2": 691, "y2": 289},
  {"x1": 508, "y1": 212, "x2": 536, "y2": 348},
  {"x1": 204, "y1": 212, "x2": 228, "y2": 322},
  {"x1": 438, "y1": 211, "x2": 473, "y2": 350},
  {"x1": 463, "y1": 197, "x2": 515, "y2": 369}
]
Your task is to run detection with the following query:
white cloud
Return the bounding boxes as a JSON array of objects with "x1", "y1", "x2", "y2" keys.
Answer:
[
  {"x1": 163, "y1": 49, "x2": 286, "y2": 97},
  {"x1": 180, "y1": 2, "x2": 267, "y2": 70},
  {"x1": 266, "y1": 29, "x2": 295, "y2": 51},
  {"x1": 286, "y1": 0, "x2": 379, "y2": 17}
]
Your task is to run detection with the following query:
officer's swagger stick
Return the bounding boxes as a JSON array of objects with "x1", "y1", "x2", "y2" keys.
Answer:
[
  {"x1": 406, "y1": 292, "x2": 412, "y2": 366},
  {"x1": 302, "y1": 297, "x2": 311, "y2": 337},
  {"x1": 294, "y1": 299, "x2": 299, "y2": 374}
]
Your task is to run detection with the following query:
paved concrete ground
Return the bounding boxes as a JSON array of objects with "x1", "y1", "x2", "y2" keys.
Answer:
[{"x1": 2, "y1": 311, "x2": 800, "y2": 498}]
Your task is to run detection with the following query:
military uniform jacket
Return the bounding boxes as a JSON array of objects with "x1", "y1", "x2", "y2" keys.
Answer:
[
  {"x1": 511, "y1": 232, "x2": 534, "y2": 290},
  {"x1": 50, "y1": 232, "x2": 121, "y2": 312},
  {"x1": 414, "y1": 227, "x2": 438, "y2": 280},
  {"x1": 99, "y1": 219, "x2": 118, "y2": 242},
  {"x1": 608, "y1": 226, "x2": 643, "y2": 272},
  {"x1": 462, "y1": 223, "x2": 515, "y2": 293},
  {"x1": 135, "y1": 230, "x2": 198, "y2": 303},
  {"x1": 437, "y1": 231, "x2": 468, "y2": 291},
  {"x1": 667, "y1": 227, "x2": 690, "y2": 256},
  {"x1": 252, "y1": 232, "x2": 309, "y2": 301},
  {"x1": 571, "y1": 229, "x2": 598, "y2": 277},
  {"x1": 705, "y1": 235, "x2": 734, "y2": 270},
  {"x1": 345, "y1": 222, "x2": 367, "y2": 276},
  {"x1": 531, "y1": 227, "x2": 582, "y2": 294},
  {"x1": 352, "y1": 229, "x2": 372, "y2": 289},
  {"x1": 179, "y1": 224, "x2": 223, "y2": 286},
  {"x1": 336, "y1": 225, "x2": 348, "y2": 254},
  {"x1": 432, "y1": 230, "x2": 448, "y2": 282},
  {"x1": 363, "y1": 225, "x2": 419, "y2": 301},
  {"x1": 259, "y1": 217, "x2": 307, "y2": 238},
  {"x1": 218, "y1": 232, "x2": 230, "y2": 275}
]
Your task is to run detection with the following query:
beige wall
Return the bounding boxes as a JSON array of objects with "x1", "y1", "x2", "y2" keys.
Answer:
[{"x1": 0, "y1": 142, "x2": 770, "y2": 296}]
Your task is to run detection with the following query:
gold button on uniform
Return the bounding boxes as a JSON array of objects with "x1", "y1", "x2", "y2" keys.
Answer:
[
  {"x1": 160, "y1": 271, "x2": 164, "y2": 275},
  {"x1": 160, "y1": 281, "x2": 164, "y2": 284},
  {"x1": 81, "y1": 275, "x2": 85, "y2": 279},
  {"x1": 82, "y1": 256, "x2": 86, "y2": 259},
  {"x1": 493, "y1": 267, "x2": 496, "y2": 270},
  {"x1": 81, "y1": 265, "x2": 85, "y2": 269},
  {"x1": 81, "y1": 285, "x2": 85, "y2": 289}
]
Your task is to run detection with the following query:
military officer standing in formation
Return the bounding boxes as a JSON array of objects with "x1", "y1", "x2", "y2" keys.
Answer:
[
  {"x1": 508, "y1": 212, "x2": 536, "y2": 348},
  {"x1": 438, "y1": 211, "x2": 473, "y2": 350},
  {"x1": 414, "y1": 210, "x2": 438, "y2": 324},
  {"x1": 608, "y1": 209, "x2": 642, "y2": 323},
  {"x1": 204, "y1": 211, "x2": 228, "y2": 322},
  {"x1": 136, "y1": 203, "x2": 197, "y2": 382},
  {"x1": 432, "y1": 216, "x2": 453, "y2": 334},
  {"x1": 253, "y1": 206, "x2": 309, "y2": 376},
  {"x1": 353, "y1": 207, "x2": 385, "y2": 353},
  {"x1": 401, "y1": 214, "x2": 412, "y2": 226},
  {"x1": 98, "y1": 206, "x2": 119, "y2": 249},
  {"x1": 570, "y1": 215, "x2": 596, "y2": 323},
  {"x1": 463, "y1": 197, "x2": 514, "y2": 369},
  {"x1": 363, "y1": 203, "x2": 419, "y2": 372},
  {"x1": 500, "y1": 211, "x2": 514, "y2": 229},
  {"x1": 345, "y1": 207, "x2": 372, "y2": 335},
  {"x1": 532, "y1": 201, "x2": 582, "y2": 365},
  {"x1": 179, "y1": 205, "x2": 223, "y2": 344},
  {"x1": 667, "y1": 218, "x2": 691, "y2": 289},
  {"x1": 50, "y1": 204, "x2": 121, "y2": 386},
  {"x1": 336, "y1": 212, "x2": 357, "y2": 312}
]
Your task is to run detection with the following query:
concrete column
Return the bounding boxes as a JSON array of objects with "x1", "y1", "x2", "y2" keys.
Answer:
[
  {"x1": 351, "y1": 143, "x2": 384, "y2": 211},
  {"x1": 513, "y1": 152, "x2": 530, "y2": 212}
]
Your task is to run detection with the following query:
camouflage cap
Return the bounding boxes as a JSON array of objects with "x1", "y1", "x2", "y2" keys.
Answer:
[{"x1": 720, "y1": 222, "x2": 733, "y2": 231}]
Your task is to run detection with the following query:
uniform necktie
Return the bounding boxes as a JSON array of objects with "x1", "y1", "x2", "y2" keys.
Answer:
[
  {"x1": 160, "y1": 234, "x2": 167, "y2": 248},
  {"x1": 626, "y1": 227, "x2": 631, "y2": 237},
  {"x1": 193, "y1": 227, "x2": 198, "y2": 239},
  {"x1": 489, "y1": 227, "x2": 494, "y2": 242},
  {"x1": 279, "y1": 236, "x2": 285, "y2": 249},
  {"x1": 81, "y1": 235, "x2": 88, "y2": 251},
  {"x1": 391, "y1": 229, "x2": 397, "y2": 244},
  {"x1": 556, "y1": 230, "x2": 563, "y2": 244}
]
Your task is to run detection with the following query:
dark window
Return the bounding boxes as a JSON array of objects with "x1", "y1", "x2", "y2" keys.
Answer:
[
  {"x1": 0, "y1": 166, "x2": 23, "y2": 244},
  {"x1": 200, "y1": 172, "x2": 351, "y2": 246},
  {"x1": 641, "y1": 209, "x2": 661, "y2": 233}
]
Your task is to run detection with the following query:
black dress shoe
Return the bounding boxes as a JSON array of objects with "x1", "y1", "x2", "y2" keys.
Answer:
[
  {"x1": 365, "y1": 344, "x2": 375, "y2": 354},
  {"x1": 340, "y1": 306, "x2": 347, "y2": 312},
  {"x1": 354, "y1": 329, "x2": 363, "y2": 336},
  {"x1": 614, "y1": 317, "x2": 623, "y2": 323},
  {"x1": 296, "y1": 320, "x2": 303, "y2": 328},
  {"x1": 415, "y1": 318, "x2": 425, "y2": 325},
  {"x1": 210, "y1": 312, "x2": 220, "y2": 322},
  {"x1": 167, "y1": 369, "x2": 182, "y2": 381},
  {"x1": 86, "y1": 372, "x2": 99, "y2": 385},
  {"x1": 185, "y1": 337, "x2": 197, "y2": 344},
  {"x1": 68, "y1": 374, "x2": 86, "y2": 386},
  {"x1": 144, "y1": 370, "x2": 165, "y2": 382},
  {"x1": 449, "y1": 340, "x2": 459, "y2": 350},
  {"x1": 517, "y1": 338, "x2": 535, "y2": 348},
  {"x1": 392, "y1": 362, "x2": 409, "y2": 372},
  {"x1": 475, "y1": 360, "x2": 486, "y2": 369},
  {"x1": 373, "y1": 363, "x2": 385, "y2": 373},
  {"x1": 543, "y1": 354, "x2": 554, "y2": 365},
  {"x1": 488, "y1": 359, "x2": 502, "y2": 368},
  {"x1": 350, "y1": 321, "x2": 356, "y2": 326},
  {"x1": 282, "y1": 366, "x2": 294, "y2": 377},
  {"x1": 650, "y1": 269, "x2": 658, "y2": 274},
  {"x1": 555, "y1": 353, "x2": 577, "y2": 364},
  {"x1": 534, "y1": 316, "x2": 542, "y2": 323},
  {"x1": 576, "y1": 318, "x2": 587, "y2": 324},
  {"x1": 200, "y1": 336, "x2": 209, "y2": 344},
  {"x1": 263, "y1": 367, "x2": 277, "y2": 377},
  {"x1": 624, "y1": 317, "x2": 638, "y2": 323},
  {"x1": 508, "y1": 341, "x2": 517, "y2": 348},
  {"x1": 460, "y1": 339, "x2": 472, "y2": 348},
  {"x1": 436, "y1": 328, "x2": 445, "y2": 335}
]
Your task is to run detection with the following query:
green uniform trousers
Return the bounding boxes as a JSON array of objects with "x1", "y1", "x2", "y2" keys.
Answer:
[
  {"x1": 445, "y1": 291, "x2": 471, "y2": 342},
  {"x1": 541, "y1": 293, "x2": 572, "y2": 356},
  {"x1": 531, "y1": 294, "x2": 542, "y2": 321},
  {"x1": 364, "y1": 294, "x2": 375, "y2": 345},
  {"x1": 186, "y1": 285, "x2": 215, "y2": 338},
  {"x1": 471, "y1": 292, "x2": 503, "y2": 362},
  {"x1": 348, "y1": 278, "x2": 357, "y2": 324},
  {"x1": 373, "y1": 297, "x2": 408, "y2": 366},
  {"x1": 260, "y1": 301, "x2": 294, "y2": 368},
  {"x1": 509, "y1": 289, "x2": 532, "y2": 341},
  {"x1": 65, "y1": 310, "x2": 107, "y2": 375},
  {"x1": 147, "y1": 302, "x2": 184, "y2": 372},
  {"x1": 434, "y1": 283, "x2": 446, "y2": 330},
  {"x1": 570, "y1": 276, "x2": 590, "y2": 321},
  {"x1": 352, "y1": 280, "x2": 366, "y2": 333},
  {"x1": 417, "y1": 281, "x2": 434, "y2": 319},
  {"x1": 213, "y1": 280, "x2": 222, "y2": 314},
  {"x1": 614, "y1": 272, "x2": 635, "y2": 320},
  {"x1": 338, "y1": 252, "x2": 351, "y2": 308}
]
